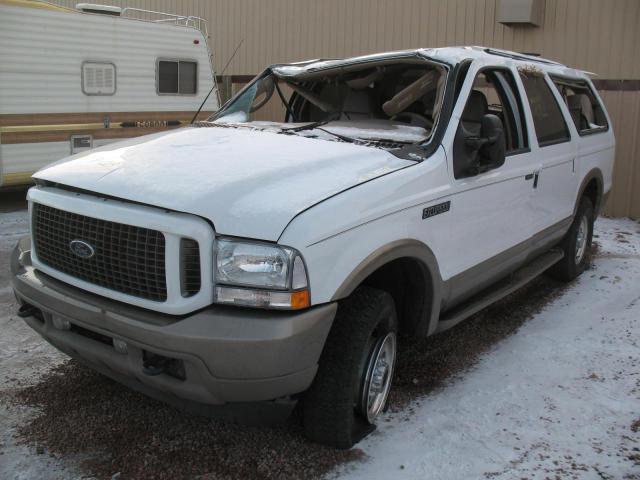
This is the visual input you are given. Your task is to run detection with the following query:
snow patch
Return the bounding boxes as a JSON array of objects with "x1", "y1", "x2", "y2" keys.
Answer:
[{"x1": 335, "y1": 217, "x2": 640, "y2": 480}]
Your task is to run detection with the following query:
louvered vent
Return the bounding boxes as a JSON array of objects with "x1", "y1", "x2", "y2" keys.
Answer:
[{"x1": 82, "y1": 62, "x2": 116, "y2": 95}]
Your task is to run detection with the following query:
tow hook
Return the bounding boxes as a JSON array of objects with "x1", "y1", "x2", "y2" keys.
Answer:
[
  {"x1": 142, "y1": 352, "x2": 186, "y2": 380},
  {"x1": 17, "y1": 304, "x2": 39, "y2": 318},
  {"x1": 142, "y1": 353, "x2": 171, "y2": 376}
]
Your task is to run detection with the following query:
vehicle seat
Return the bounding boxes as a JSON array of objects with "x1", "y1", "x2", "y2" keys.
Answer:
[
  {"x1": 460, "y1": 90, "x2": 488, "y2": 136},
  {"x1": 340, "y1": 90, "x2": 373, "y2": 120},
  {"x1": 567, "y1": 95, "x2": 589, "y2": 130}
]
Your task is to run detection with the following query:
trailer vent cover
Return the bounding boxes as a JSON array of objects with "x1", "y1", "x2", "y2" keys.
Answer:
[{"x1": 82, "y1": 62, "x2": 116, "y2": 95}]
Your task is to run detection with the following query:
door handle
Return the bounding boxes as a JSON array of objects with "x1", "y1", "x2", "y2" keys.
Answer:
[{"x1": 525, "y1": 171, "x2": 540, "y2": 188}]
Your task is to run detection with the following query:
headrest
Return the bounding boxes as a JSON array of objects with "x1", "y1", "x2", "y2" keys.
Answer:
[{"x1": 461, "y1": 90, "x2": 488, "y2": 123}]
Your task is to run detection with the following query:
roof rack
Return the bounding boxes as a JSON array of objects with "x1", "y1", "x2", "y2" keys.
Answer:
[
  {"x1": 120, "y1": 7, "x2": 208, "y2": 36},
  {"x1": 483, "y1": 48, "x2": 563, "y2": 67}
]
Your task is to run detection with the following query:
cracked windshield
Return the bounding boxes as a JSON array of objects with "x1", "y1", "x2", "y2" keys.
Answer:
[{"x1": 206, "y1": 60, "x2": 447, "y2": 150}]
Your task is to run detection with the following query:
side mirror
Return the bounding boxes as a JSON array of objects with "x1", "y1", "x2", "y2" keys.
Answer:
[
  {"x1": 454, "y1": 113, "x2": 506, "y2": 179},
  {"x1": 477, "y1": 114, "x2": 506, "y2": 171}
]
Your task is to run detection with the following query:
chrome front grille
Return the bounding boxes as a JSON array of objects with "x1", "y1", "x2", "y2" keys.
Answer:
[
  {"x1": 180, "y1": 238, "x2": 201, "y2": 297},
  {"x1": 32, "y1": 203, "x2": 169, "y2": 301}
]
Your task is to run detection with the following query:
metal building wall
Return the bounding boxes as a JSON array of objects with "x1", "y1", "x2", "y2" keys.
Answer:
[{"x1": 52, "y1": 0, "x2": 640, "y2": 218}]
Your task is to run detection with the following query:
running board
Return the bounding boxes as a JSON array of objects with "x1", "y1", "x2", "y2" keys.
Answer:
[{"x1": 435, "y1": 248, "x2": 564, "y2": 333}]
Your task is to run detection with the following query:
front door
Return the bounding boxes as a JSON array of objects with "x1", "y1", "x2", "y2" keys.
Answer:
[{"x1": 442, "y1": 64, "x2": 538, "y2": 307}]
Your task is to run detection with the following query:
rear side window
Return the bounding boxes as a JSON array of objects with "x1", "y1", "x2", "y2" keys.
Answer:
[
  {"x1": 519, "y1": 71, "x2": 570, "y2": 147},
  {"x1": 158, "y1": 60, "x2": 197, "y2": 95},
  {"x1": 550, "y1": 76, "x2": 608, "y2": 135}
]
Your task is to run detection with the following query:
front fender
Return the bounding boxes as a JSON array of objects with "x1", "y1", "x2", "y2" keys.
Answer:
[{"x1": 331, "y1": 239, "x2": 444, "y2": 336}]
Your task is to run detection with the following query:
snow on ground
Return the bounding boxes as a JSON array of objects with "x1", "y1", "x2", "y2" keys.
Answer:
[
  {"x1": 0, "y1": 206, "x2": 638, "y2": 480},
  {"x1": 337, "y1": 217, "x2": 640, "y2": 480}
]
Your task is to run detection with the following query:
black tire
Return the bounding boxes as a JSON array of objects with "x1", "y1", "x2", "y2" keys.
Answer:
[
  {"x1": 302, "y1": 286, "x2": 397, "y2": 449},
  {"x1": 549, "y1": 196, "x2": 594, "y2": 281}
]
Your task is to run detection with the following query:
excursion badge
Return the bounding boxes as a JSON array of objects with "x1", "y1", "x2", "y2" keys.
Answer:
[{"x1": 422, "y1": 201, "x2": 451, "y2": 219}]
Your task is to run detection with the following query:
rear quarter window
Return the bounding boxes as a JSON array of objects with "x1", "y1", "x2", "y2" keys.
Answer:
[
  {"x1": 519, "y1": 70, "x2": 571, "y2": 147},
  {"x1": 550, "y1": 76, "x2": 608, "y2": 135}
]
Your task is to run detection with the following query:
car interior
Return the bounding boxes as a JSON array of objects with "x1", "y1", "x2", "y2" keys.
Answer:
[
  {"x1": 452, "y1": 69, "x2": 527, "y2": 178},
  {"x1": 550, "y1": 77, "x2": 608, "y2": 133},
  {"x1": 213, "y1": 61, "x2": 448, "y2": 146}
]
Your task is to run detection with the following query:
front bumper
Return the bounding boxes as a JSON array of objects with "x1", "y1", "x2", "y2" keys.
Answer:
[{"x1": 11, "y1": 237, "x2": 336, "y2": 421}]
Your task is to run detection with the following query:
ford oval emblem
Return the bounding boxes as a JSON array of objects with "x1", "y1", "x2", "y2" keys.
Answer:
[{"x1": 69, "y1": 239, "x2": 96, "y2": 259}]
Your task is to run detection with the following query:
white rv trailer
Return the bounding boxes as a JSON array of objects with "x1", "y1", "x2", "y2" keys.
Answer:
[{"x1": 0, "y1": 0, "x2": 219, "y2": 188}]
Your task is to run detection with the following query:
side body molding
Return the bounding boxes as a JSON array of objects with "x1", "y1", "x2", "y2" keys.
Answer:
[{"x1": 331, "y1": 239, "x2": 444, "y2": 337}]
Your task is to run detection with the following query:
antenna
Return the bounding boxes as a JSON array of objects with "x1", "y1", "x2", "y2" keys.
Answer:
[{"x1": 191, "y1": 38, "x2": 245, "y2": 124}]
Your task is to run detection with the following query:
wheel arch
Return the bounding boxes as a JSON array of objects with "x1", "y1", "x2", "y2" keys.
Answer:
[
  {"x1": 575, "y1": 168, "x2": 605, "y2": 218},
  {"x1": 331, "y1": 239, "x2": 443, "y2": 337}
]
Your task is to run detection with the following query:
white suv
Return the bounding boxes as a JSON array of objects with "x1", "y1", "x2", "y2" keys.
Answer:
[{"x1": 11, "y1": 47, "x2": 615, "y2": 448}]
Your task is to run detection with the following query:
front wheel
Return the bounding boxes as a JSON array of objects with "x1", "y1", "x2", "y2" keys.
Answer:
[
  {"x1": 302, "y1": 286, "x2": 397, "y2": 449},
  {"x1": 549, "y1": 196, "x2": 594, "y2": 281}
]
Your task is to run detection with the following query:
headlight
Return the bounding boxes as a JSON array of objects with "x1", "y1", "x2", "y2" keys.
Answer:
[{"x1": 214, "y1": 239, "x2": 310, "y2": 310}]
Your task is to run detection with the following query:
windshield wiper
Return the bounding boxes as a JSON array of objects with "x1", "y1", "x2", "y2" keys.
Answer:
[
  {"x1": 285, "y1": 123, "x2": 394, "y2": 146},
  {"x1": 314, "y1": 126, "x2": 362, "y2": 144},
  {"x1": 282, "y1": 122, "x2": 362, "y2": 145},
  {"x1": 282, "y1": 121, "x2": 329, "y2": 133}
]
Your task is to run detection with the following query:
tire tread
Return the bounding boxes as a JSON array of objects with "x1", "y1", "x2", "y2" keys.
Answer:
[{"x1": 303, "y1": 286, "x2": 396, "y2": 448}]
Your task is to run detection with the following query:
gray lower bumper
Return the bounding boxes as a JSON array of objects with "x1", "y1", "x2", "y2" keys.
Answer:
[{"x1": 11, "y1": 237, "x2": 336, "y2": 419}]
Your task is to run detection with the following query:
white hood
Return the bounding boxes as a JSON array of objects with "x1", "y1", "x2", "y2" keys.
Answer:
[{"x1": 34, "y1": 126, "x2": 413, "y2": 240}]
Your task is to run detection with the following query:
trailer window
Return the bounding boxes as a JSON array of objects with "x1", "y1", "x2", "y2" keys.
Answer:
[
  {"x1": 158, "y1": 60, "x2": 197, "y2": 95},
  {"x1": 550, "y1": 76, "x2": 608, "y2": 135}
]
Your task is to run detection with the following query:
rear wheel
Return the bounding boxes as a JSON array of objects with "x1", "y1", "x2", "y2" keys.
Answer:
[
  {"x1": 302, "y1": 286, "x2": 397, "y2": 449},
  {"x1": 549, "y1": 196, "x2": 594, "y2": 281}
]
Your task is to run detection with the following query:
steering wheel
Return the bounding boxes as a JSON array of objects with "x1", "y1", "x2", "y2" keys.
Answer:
[
  {"x1": 390, "y1": 112, "x2": 432, "y2": 129},
  {"x1": 249, "y1": 77, "x2": 275, "y2": 113}
]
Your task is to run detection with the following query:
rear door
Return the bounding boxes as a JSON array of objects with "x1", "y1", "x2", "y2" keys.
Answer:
[
  {"x1": 518, "y1": 70, "x2": 577, "y2": 238},
  {"x1": 442, "y1": 62, "x2": 538, "y2": 306}
]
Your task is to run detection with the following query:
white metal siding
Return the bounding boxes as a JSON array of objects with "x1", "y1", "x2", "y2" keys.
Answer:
[
  {"x1": 1, "y1": 139, "x2": 116, "y2": 175},
  {"x1": 0, "y1": 3, "x2": 218, "y2": 114}
]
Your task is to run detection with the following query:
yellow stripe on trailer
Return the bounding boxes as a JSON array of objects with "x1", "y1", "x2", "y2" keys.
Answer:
[
  {"x1": 0, "y1": 123, "x2": 106, "y2": 134},
  {"x1": 0, "y1": 121, "x2": 190, "y2": 134},
  {"x1": 2, "y1": 172, "x2": 34, "y2": 186}
]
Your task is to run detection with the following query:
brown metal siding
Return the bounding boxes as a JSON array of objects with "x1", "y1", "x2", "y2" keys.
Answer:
[
  {"x1": 600, "y1": 90, "x2": 640, "y2": 218},
  {"x1": 51, "y1": 0, "x2": 638, "y2": 77},
  {"x1": 50, "y1": 0, "x2": 640, "y2": 217}
]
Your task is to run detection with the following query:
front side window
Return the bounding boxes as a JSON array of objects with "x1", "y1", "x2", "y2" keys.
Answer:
[
  {"x1": 467, "y1": 69, "x2": 528, "y2": 154},
  {"x1": 519, "y1": 70, "x2": 570, "y2": 147},
  {"x1": 550, "y1": 76, "x2": 608, "y2": 135},
  {"x1": 158, "y1": 60, "x2": 197, "y2": 94},
  {"x1": 452, "y1": 68, "x2": 526, "y2": 179}
]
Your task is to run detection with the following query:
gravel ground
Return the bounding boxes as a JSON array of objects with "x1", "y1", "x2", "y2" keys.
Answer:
[
  {"x1": 1, "y1": 198, "x2": 638, "y2": 479},
  {"x1": 5, "y1": 276, "x2": 565, "y2": 480}
]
